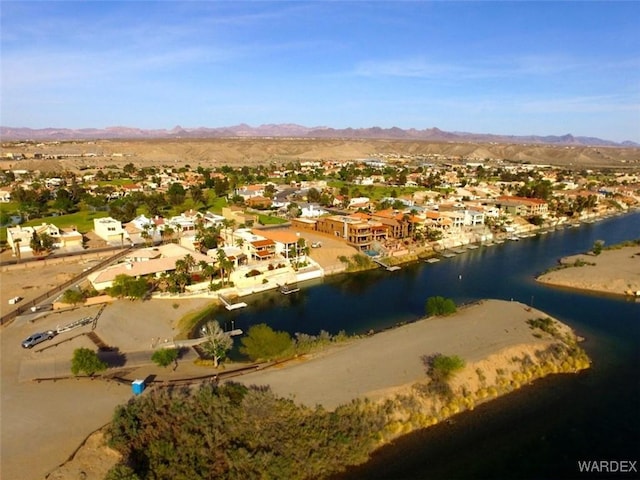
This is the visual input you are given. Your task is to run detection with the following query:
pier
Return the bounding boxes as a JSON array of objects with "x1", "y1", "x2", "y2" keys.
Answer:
[
  {"x1": 219, "y1": 294, "x2": 248, "y2": 311},
  {"x1": 371, "y1": 257, "x2": 401, "y2": 271}
]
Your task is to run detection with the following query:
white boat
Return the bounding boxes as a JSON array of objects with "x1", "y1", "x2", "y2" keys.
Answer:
[{"x1": 279, "y1": 284, "x2": 300, "y2": 295}]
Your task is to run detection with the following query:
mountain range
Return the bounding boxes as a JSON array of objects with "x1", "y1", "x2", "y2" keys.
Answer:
[{"x1": 1, "y1": 124, "x2": 637, "y2": 147}]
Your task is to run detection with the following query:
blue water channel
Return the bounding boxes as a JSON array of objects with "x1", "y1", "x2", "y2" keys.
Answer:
[{"x1": 205, "y1": 212, "x2": 640, "y2": 479}]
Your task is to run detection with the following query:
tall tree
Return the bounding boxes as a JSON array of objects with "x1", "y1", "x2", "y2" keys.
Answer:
[{"x1": 199, "y1": 320, "x2": 234, "y2": 367}]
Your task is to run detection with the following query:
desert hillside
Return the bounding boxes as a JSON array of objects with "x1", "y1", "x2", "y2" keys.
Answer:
[{"x1": 2, "y1": 137, "x2": 639, "y2": 172}]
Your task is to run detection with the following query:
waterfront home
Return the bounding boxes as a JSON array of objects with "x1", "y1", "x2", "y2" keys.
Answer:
[
  {"x1": 496, "y1": 196, "x2": 549, "y2": 217},
  {"x1": 316, "y1": 215, "x2": 386, "y2": 251},
  {"x1": 88, "y1": 243, "x2": 214, "y2": 291},
  {"x1": 252, "y1": 228, "x2": 307, "y2": 264}
]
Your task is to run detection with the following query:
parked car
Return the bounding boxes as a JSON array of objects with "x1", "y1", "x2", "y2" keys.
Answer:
[
  {"x1": 311, "y1": 241, "x2": 322, "y2": 248},
  {"x1": 21, "y1": 331, "x2": 56, "y2": 349}
]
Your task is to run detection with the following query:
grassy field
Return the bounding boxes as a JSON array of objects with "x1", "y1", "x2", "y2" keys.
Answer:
[
  {"x1": 257, "y1": 213, "x2": 288, "y2": 225},
  {"x1": 327, "y1": 180, "x2": 421, "y2": 201},
  {"x1": 22, "y1": 210, "x2": 110, "y2": 233}
]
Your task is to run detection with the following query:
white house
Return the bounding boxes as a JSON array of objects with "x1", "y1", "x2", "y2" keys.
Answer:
[
  {"x1": 0, "y1": 189, "x2": 11, "y2": 203},
  {"x1": 94, "y1": 217, "x2": 128, "y2": 245},
  {"x1": 299, "y1": 203, "x2": 327, "y2": 218},
  {"x1": 6, "y1": 223, "x2": 82, "y2": 255}
]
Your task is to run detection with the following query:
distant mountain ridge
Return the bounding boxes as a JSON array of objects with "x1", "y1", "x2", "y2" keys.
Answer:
[{"x1": 1, "y1": 124, "x2": 637, "y2": 147}]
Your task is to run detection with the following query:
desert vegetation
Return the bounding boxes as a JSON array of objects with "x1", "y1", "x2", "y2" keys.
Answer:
[
  {"x1": 425, "y1": 296, "x2": 457, "y2": 316},
  {"x1": 107, "y1": 382, "x2": 385, "y2": 480},
  {"x1": 70, "y1": 347, "x2": 108, "y2": 376}
]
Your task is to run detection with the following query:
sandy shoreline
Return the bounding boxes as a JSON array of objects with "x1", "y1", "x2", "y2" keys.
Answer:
[
  {"x1": 37, "y1": 298, "x2": 587, "y2": 479},
  {"x1": 536, "y1": 244, "x2": 640, "y2": 297},
  {"x1": 231, "y1": 299, "x2": 578, "y2": 410}
]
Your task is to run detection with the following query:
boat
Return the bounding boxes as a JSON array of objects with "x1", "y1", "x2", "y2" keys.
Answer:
[
  {"x1": 425, "y1": 258, "x2": 440, "y2": 263},
  {"x1": 279, "y1": 284, "x2": 300, "y2": 295}
]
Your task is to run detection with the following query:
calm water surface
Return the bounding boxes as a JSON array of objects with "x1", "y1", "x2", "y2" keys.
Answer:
[{"x1": 207, "y1": 212, "x2": 640, "y2": 479}]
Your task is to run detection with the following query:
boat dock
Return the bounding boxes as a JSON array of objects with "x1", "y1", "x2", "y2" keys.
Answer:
[
  {"x1": 219, "y1": 294, "x2": 248, "y2": 311},
  {"x1": 372, "y1": 257, "x2": 402, "y2": 271}
]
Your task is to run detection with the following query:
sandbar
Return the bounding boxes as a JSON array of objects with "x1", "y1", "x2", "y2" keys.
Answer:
[{"x1": 536, "y1": 244, "x2": 640, "y2": 296}]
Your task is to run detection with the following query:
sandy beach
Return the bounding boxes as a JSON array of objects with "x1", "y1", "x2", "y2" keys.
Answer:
[
  {"x1": 536, "y1": 244, "x2": 640, "y2": 296},
  {"x1": 231, "y1": 299, "x2": 574, "y2": 409}
]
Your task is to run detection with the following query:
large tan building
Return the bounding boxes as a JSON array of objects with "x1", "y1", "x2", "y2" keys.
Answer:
[
  {"x1": 292, "y1": 215, "x2": 387, "y2": 251},
  {"x1": 497, "y1": 196, "x2": 548, "y2": 216}
]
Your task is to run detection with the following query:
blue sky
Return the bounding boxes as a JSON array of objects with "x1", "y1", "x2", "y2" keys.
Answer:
[{"x1": 2, "y1": 1, "x2": 639, "y2": 142}]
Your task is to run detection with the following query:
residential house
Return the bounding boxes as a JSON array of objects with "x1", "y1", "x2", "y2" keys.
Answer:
[
  {"x1": 235, "y1": 184, "x2": 265, "y2": 201},
  {"x1": 246, "y1": 195, "x2": 272, "y2": 209},
  {"x1": 88, "y1": 243, "x2": 214, "y2": 291},
  {"x1": 93, "y1": 217, "x2": 128, "y2": 245},
  {"x1": 229, "y1": 229, "x2": 276, "y2": 262},
  {"x1": 439, "y1": 211, "x2": 465, "y2": 229},
  {"x1": 348, "y1": 197, "x2": 371, "y2": 210},
  {"x1": 290, "y1": 217, "x2": 318, "y2": 232},
  {"x1": 251, "y1": 228, "x2": 307, "y2": 264},
  {"x1": 424, "y1": 211, "x2": 453, "y2": 231},
  {"x1": 496, "y1": 196, "x2": 548, "y2": 217},
  {"x1": 6, "y1": 223, "x2": 82, "y2": 255},
  {"x1": 299, "y1": 203, "x2": 327, "y2": 218},
  {"x1": 369, "y1": 209, "x2": 414, "y2": 239},
  {"x1": 0, "y1": 189, "x2": 11, "y2": 202},
  {"x1": 315, "y1": 215, "x2": 386, "y2": 251}
]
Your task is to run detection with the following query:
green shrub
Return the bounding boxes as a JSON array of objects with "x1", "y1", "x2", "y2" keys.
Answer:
[
  {"x1": 425, "y1": 296, "x2": 457, "y2": 316},
  {"x1": 71, "y1": 347, "x2": 108, "y2": 376},
  {"x1": 151, "y1": 348, "x2": 179, "y2": 368},
  {"x1": 239, "y1": 323, "x2": 292, "y2": 361}
]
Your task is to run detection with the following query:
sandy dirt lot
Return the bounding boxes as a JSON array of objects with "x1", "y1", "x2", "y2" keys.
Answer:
[
  {"x1": 536, "y1": 245, "x2": 640, "y2": 296},
  {"x1": 0, "y1": 295, "x2": 213, "y2": 480}
]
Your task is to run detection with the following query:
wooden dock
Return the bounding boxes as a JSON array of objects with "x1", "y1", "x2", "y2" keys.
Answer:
[{"x1": 372, "y1": 257, "x2": 401, "y2": 271}]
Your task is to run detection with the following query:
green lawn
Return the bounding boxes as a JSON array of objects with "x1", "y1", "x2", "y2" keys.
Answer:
[
  {"x1": 257, "y1": 213, "x2": 288, "y2": 225},
  {"x1": 22, "y1": 210, "x2": 110, "y2": 233}
]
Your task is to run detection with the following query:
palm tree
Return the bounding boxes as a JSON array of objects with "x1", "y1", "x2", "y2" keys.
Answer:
[
  {"x1": 223, "y1": 257, "x2": 235, "y2": 286},
  {"x1": 199, "y1": 260, "x2": 216, "y2": 283},
  {"x1": 216, "y1": 248, "x2": 234, "y2": 286},
  {"x1": 182, "y1": 254, "x2": 196, "y2": 274},
  {"x1": 162, "y1": 225, "x2": 174, "y2": 244}
]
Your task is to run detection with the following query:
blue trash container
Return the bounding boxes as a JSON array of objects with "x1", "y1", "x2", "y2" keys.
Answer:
[{"x1": 132, "y1": 379, "x2": 145, "y2": 395}]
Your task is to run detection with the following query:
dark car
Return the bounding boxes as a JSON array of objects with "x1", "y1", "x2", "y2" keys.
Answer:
[{"x1": 21, "y1": 331, "x2": 56, "y2": 349}]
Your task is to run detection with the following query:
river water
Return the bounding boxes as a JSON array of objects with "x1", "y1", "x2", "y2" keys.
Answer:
[{"x1": 209, "y1": 212, "x2": 640, "y2": 479}]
